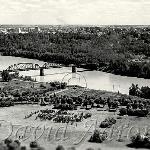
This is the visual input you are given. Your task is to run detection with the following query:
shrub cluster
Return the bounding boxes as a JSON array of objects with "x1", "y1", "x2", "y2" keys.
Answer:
[
  {"x1": 83, "y1": 112, "x2": 92, "y2": 119},
  {"x1": 28, "y1": 109, "x2": 92, "y2": 123},
  {"x1": 99, "y1": 117, "x2": 116, "y2": 128},
  {"x1": 130, "y1": 133, "x2": 150, "y2": 148},
  {"x1": 89, "y1": 130, "x2": 107, "y2": 143},
  {"x1": 119, "y1": 108, "x2": 149, "y2": 117},
  {"x1": 53, "y1": 104, "x2": 76, "y2": 110},
  {"x1": 0, "y1": 99, "x2": 14, "y2": 107},
  {"x1": 0, "y1": 139, "x2": 44, "y2": 150}
]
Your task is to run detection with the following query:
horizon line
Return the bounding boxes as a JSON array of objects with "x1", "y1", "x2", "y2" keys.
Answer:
[{"x1": 1, "y1": 24, "x2": 150, "y2": 26}]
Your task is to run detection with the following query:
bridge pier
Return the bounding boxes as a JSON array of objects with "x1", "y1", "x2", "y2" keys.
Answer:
[
  {"x1": 72, "y1": 65, "x2": 76, "y2": 73},
  {"x1": 40, "y1": 68, "x2": 44, "y2": 76}
]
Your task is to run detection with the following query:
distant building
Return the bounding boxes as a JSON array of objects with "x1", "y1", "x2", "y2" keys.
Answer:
[
  {"x1": 7, "y1": 28, "x2": 15, "y2": 33},
  {"x1": 15, "y1": 28, "x2": 22, "y2": 33},
  {"x1": 34, "y1": 26, "x2": 41, "y2": 33},
  {"x1": 0, "y1": 28, "x2": 7, "y2": 34},
  {"x1": 28, "y1": 26, "x2": 41, "y2": 33},
  {"x1": 7, "y1": 28, "x2": 23, "y2": 34},
  {"x1": 28, "y1": 27, "x2": 34, "y2": 33},
  {"x1": 18, "y1": 28, "x2": 22, "y2": 33}
]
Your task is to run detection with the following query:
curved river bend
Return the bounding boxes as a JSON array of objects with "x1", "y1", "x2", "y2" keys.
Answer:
[{"x1": 0, "y1": 55, "x2": 150, "y2": 95}]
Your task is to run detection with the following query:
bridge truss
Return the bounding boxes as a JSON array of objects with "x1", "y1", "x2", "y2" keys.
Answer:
[{"x1": 6, "y1": 62, "x2": 62, "y2": 71}]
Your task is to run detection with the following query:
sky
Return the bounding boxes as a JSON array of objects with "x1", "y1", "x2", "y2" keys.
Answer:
[{"x1": 0, "y1": 0, "x2": 150, "y2": 25}]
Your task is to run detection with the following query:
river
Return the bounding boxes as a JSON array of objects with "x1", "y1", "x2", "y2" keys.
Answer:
[{"x1": 0, "y1": 55, "x2": 150, "y2": 94}]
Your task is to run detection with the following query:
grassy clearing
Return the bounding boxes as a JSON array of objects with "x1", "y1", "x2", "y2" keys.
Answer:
[{"x1": 0, "y1": 82, "x2": 150, "y2": 149}]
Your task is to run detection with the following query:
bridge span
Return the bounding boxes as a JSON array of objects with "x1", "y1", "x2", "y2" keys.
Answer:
[
  {"x1": 6, "y1": 63, "x2": 77, "y2": 76},
  {"x1": 6, "y1": 62, "x2": 62, "y2": 76}
]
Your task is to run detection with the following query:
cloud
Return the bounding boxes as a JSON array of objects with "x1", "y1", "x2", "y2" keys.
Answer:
[{"x1": 0, "y1": 0, "x2": 149, "y2": 24}]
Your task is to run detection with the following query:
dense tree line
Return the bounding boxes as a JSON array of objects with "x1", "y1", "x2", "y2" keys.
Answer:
[
  {"x1": 107, "y1": 60, "x2": 150, "y2": 78},
  {"x1": 129, "y1": 84, "x2": 150, "y2": 99},
  {"x1": 1, "y1": 27, "x2": 150, "y2": 77},
  {"x1": 1, "y1": 70, "x2": 19, "y2": 82}
]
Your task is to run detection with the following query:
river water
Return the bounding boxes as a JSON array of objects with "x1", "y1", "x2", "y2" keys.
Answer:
[{"x1": 0, "y1": 55, "x2": 150, "y2": 94}]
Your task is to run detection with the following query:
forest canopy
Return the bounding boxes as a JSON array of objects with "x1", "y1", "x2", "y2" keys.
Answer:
[{"x1": 1, "y1": 26, "x2": 150, "y2": 78}]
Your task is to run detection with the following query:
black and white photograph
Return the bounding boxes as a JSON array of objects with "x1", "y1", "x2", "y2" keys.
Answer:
[{"x1": 0, "y1": 0, "x2": 150, "y2": 150}]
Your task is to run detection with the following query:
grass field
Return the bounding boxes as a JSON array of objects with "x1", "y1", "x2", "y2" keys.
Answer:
[
  {"x1": 0, "y1": 104, "x2": 149, "y2": 150},
  {"x1": 0, "y1": 81, "x2": 149, "y2": 150}
]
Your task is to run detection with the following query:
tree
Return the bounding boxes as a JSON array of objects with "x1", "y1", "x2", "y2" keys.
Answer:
[
  {"x1": 129, "y1": 84, "x2": 140, "y2": 96},
  {"x1": 1, "y1": 70, "x2": 11, "y2": 82}
]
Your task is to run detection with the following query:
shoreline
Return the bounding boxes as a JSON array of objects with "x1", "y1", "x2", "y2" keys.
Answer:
[{"x1": 0, "y1": 79, "x2": 143, "y2": 102}]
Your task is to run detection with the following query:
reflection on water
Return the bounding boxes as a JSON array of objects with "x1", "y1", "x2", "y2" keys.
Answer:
[{"x1": 1, "y1": 55, "x2": 150, "y2": 94}]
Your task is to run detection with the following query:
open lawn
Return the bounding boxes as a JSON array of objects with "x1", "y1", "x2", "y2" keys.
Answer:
[
  {"x1": 0, "y1": 104, "x2": 149, "y2": 150},
  {"x1": 0, "y1": 81, "x2": 150, "y2": 150}
]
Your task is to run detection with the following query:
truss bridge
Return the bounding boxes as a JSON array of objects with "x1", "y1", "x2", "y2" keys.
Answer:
[{"x1": 6, "y1": 62, "x2": 62, "y2": 76}]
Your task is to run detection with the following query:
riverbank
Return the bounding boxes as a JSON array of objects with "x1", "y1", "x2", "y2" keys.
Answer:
[{"x1": 2, "y1": 54, "x2": 150, "y2": 94}]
